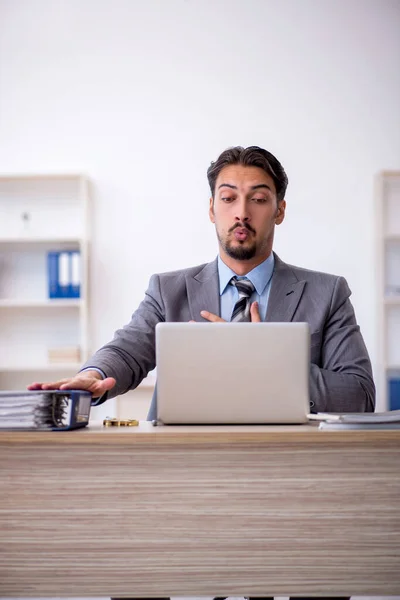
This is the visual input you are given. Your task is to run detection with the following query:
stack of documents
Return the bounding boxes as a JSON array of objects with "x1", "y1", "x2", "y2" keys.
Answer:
[
  {"x1": 0, "y1": 390, "x2": 92, "y2": 430},
  {"x1": 308, "y1": 410, "x2": 400, "y2": 430}
]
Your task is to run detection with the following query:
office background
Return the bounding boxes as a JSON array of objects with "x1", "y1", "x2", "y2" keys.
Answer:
[{"x1": 0, "y1": 0, "x2": 399, "y2": 421}]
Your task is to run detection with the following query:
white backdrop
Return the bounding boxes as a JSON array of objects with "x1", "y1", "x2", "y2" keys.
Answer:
[{"x1": 0, "y1": 0, "x2": 399, "y2": 407}]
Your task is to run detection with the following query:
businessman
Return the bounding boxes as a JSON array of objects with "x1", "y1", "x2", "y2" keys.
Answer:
[
  {"x1": 29, "y1": 146, "x2": 374, "y2": 600},
  {"x1": 29, "y1": 144, "x2": 375, "y2": 421}
]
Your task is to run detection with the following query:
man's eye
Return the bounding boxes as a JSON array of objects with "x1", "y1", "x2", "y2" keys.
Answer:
[
  {"x1": 252, "y1": 197, "x2": 267, "y2": 203},
  {"x1": 221, "y1": 197, "x2": 234, "y2": 202}
]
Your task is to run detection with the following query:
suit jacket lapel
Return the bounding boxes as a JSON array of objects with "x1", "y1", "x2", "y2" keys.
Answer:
[
  {"x1": 185, "y1": 254, "x2": 306, "y2": 323},
  {"x1": 186, "y1": 259, "x2": 220, "y2": 321},
  {"x1": 266, "y1": 253, "x2": 306, "y2": 322}
]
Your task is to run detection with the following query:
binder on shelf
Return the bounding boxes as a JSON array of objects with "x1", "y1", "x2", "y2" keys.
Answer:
[
  {"x1": 47, "y1": 250, "x2": 81, "y2": 299},
  {"x1": 47, "y1": 251, "x2": 60, "y2": 298},
  {"x1": 70, "y1": 250, "x2": 81, "y2": 298},
  {"x1": 0, "y1": 390, "x2": 92, "y2": 430},
  {"x1": 58, "y1": 251, "x2": 70, "y2": 298}
]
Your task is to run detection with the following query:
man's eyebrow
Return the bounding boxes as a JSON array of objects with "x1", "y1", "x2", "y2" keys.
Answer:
[
  {"x1": 218, "y1": 183, "x2": 237, "y2": 190},
  {"x1": 217, "y1": 183, "x2": 272, "y2": 192},
  {"x1": 251, "y1": 184, "x2": 272, "y2": 192}
]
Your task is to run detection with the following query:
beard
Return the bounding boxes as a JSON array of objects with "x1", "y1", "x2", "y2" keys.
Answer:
[
  {"x1": 216, "y1": 226, "x2": 258, "y2": 260},
  {"x1": 224, "y1": 239, "x2": 257, "y2": 260}
]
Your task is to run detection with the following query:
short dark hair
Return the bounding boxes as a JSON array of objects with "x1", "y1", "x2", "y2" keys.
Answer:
[{"x1": 207, "y1": 145, "x2": 288, "y2": 201}]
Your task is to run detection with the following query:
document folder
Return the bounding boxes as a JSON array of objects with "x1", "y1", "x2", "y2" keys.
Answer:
[{"x1": 0, "y1": 390, "x2": 92, "y2": 430}]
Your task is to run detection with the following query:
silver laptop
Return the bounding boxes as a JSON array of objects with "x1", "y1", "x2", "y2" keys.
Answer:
[{"x1": 155, "y1": 322, "x2": 310, "y2": 425}]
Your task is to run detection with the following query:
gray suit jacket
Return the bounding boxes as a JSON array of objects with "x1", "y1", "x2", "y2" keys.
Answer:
[{"x1": 83, "y1": 254, "x2": 375, "y2": 418}]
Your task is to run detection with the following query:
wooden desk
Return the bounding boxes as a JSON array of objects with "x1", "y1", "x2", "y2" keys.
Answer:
[{"x1": 1, "y1": 423, "x2": 399, "y2": 597}]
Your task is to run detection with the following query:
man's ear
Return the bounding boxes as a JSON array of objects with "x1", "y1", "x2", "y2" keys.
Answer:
[
  {"x1": 209, "y1": 196, "x2": 215, "y2": 223},
  {"x1": 275, "y1": 200, "x2": 286, "y2": 225}
]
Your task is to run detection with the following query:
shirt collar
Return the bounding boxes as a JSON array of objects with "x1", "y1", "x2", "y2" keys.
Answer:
[{"x1": 217, "y1": 253, "x2": 275, "y2": 296}]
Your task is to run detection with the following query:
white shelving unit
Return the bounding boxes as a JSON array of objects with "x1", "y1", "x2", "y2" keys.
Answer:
[
  {"x1": 0, "y1": 174, "x2": 90, "y2": 390},
  {"x1": 376, "y1": 170, "x2": 400, "y2": 411}
]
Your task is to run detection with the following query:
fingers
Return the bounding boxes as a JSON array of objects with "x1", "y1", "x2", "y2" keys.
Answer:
[
  {"x1": 27, "y1": 378, "x2": 70, "y2": 390},
  {"x1": 27, "y1": 382, "x2": 46, "y2": 390},
  {"x1": 200, "y1": 305, "x2": 260, "y2": 323},
  {"x1": 28, "y1": 375, "x2": 117, "y2": 396},
  {"x1": 91, "y1": 377, "x2": 116, "y2": 396},
  {"x1": 57, "y1": 378, "x2": 86, "y2": 391},
  {"x1": 59, "y1": 376, "x2": 116, "y2": 396},
  {"x1": 250, "y1": 301, "x2": 261, "y2": 322},
  {"x1": 86, "y1": 377, "x2": 116, "y2": 395},
  {"x1": 100, "y1": 377, "x2": 116, "y2": 390},
  {"x1": 200, "y1": 310, "x2": 226, "y2": 323},
  {"x1": 58, "y1": 375, "x2": 96, "y2": 391}
]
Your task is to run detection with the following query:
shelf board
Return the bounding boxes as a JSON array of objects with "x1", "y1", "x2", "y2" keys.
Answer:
[
  {"x1": 0, "y1": 237, "x2": 84, "y2": 245},
  {"x1": 384, "y1": 297, "x2": 400, "y2": 306},
  {"x1": 0, "y1": 173, "x2": 85, "y2": 181},
  {"x1": 0, "y1": 363, "x2": 82, "y2": 372},
  {"x1": 1, "y1": 367, "x2": 157, "y2": 387},
  {"x1": 0, "y1": 299, "x2": 82, "y2": 308},
  {"x1": 384, "y1": 235, "x2": 400, "y2": 242},
  {"x1": 380, "y1": 170, "x2": 400, "y2": 178}
]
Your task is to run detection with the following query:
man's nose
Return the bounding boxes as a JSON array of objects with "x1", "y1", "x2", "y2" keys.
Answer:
[{"x1": 235, "y1": 200, "x2": 250, "y2": 222}]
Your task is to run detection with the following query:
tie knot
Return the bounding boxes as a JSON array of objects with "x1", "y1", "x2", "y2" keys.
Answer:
[{"x1": 229, "y1": 276, "x2": 255, "y2": 298}]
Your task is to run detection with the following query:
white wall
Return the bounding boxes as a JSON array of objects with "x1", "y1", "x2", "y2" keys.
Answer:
[{"x1": 0, "y1": 0, "x2": 399, "y2": 414}]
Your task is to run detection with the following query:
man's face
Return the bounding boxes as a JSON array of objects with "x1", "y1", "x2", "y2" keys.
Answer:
[{"x1": 209, "y1": 164, "x2": 285, "y2": 262}]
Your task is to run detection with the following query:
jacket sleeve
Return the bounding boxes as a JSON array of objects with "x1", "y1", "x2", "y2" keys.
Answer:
[
  {"x1": 309, "y1": 276, "x2": 375, "y2": 413},
  {"x1": 80, "y1": 274, "x2": 165, "y2": 403}
]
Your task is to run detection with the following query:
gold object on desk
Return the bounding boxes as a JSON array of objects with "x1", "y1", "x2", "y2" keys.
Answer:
[{"x1": 103, "y1": 418, "x2": 139, "y2": 427}]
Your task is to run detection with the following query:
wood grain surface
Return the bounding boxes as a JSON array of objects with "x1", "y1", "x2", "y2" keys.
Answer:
[
  {"x1": 2, "y1": 421, "x2": 400, "y2": 444},
  {"x1": 1, "y1": 424, "x2": 399, "y2": 597}
]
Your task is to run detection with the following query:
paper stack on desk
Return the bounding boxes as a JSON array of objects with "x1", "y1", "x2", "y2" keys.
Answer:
[
  {"x1": 0, "y1": 390, "x2": 92, "y2": 430},
  {"x1": 308, "y1": 410, "x2": 400, "y2": 430}
]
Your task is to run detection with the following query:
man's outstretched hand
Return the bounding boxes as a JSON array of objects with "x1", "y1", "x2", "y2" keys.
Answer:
[
  {"x1": 27, "y1": 370, "x2": 116, "y2": 397},
  {"x1": 200, "y1": 301, "x2": 261, "y2": 323}
]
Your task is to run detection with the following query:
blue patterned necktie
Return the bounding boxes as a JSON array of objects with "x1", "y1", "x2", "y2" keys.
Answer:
[{"x1": 229, "y1": 277, "x2": 255, "y2": 322}]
